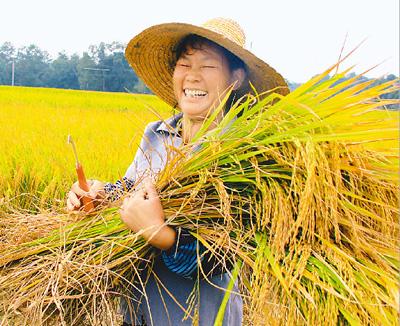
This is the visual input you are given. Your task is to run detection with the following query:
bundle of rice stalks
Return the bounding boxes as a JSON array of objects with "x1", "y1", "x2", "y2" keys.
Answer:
[{"x1": 0, "y1": 64, "x2": 398, "y2": 325}]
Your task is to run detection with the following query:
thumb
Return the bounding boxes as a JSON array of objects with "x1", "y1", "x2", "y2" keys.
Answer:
[{"x1": 88, "y1": 189, "x2": 97, "y2": 199}]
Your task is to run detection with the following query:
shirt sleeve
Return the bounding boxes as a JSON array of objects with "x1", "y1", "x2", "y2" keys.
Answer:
[
  {"x1": 104, "y1": 121, "x2": 163, "y2": 202},
  {"x1": 161, "y1": 228, "x2": 203, "y2": 278},
  {"x1": 161, "y1": 228, "x2": 230, "y2": 279},
  {"x1": 104, "y1": 176, "x2": 135, "y2": 202}
]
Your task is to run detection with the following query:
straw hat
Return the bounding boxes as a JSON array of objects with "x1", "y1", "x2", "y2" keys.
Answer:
[{"x1": 125, "y1": 18, "x2": 289, "y2": 107}]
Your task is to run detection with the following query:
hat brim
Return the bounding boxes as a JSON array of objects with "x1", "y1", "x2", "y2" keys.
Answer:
[{"x1": 125, "y1": 22, "x2": 289, "y2": 108}]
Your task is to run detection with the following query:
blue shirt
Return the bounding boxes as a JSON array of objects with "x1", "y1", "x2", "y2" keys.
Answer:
[{"x1": 105, "y1": 113, "x2": 243, "y2": 325}]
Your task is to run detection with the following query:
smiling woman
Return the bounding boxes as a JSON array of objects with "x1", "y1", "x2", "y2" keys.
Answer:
[
  {"x1": 173, "y1": 35, "x2": 247, "y2": 142},
  {"x1": 66, "y1": 17, "x2": 288, "y2": 325}
]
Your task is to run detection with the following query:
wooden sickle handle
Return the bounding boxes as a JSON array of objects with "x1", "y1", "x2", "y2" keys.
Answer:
[{"x1": 76, "y1": 163, "x2": 94, "y2": 212}]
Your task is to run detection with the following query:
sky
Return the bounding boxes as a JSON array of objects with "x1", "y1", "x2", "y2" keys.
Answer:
[{"x1": 1, "y1": 0, "x2": 398, "y2": 83}]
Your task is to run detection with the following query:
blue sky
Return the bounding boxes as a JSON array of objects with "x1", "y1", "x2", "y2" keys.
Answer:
[{"x1": 1, "y1": 0, "x2": 398, "y2": 82}]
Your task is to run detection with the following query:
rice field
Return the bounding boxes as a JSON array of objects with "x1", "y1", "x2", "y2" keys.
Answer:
[
  {"x1": 0, "y1": 72, "x2": 398, "y2": 325},
  {"x1": 0, "y1": 86, "x2": 171, "y2": 212}
]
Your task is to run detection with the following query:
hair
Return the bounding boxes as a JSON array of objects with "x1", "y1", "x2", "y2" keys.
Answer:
[
  {"x1": 173, "y1": 34, "x2": 248, "y2": 112},
  {"x1": 174, "y1": 34, "x2": 246, "y2": 72}
]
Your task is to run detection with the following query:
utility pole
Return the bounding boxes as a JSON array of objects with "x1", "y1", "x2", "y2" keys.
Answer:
[
  {"x1": 11, "y1": 58, "x2": 15, "y2": 86},
  {"x1": 83, "y1": 67, "x2": 110, "y2": 91}
]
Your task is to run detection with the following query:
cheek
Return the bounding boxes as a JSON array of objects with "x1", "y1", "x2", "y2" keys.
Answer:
[
  {"x1": 214, "y1": 77, "x2": 233, "y2": 93},
  {"x1": 212, "y1": 69, "x2": 233, "y2": 91},
  {"x1": 172, "y1": 71, "x2": 181, "y2": 96}
]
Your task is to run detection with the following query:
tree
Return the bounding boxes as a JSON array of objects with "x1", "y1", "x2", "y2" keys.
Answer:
[
  {"x1": 46, "y1": 52, "x2": 80, "y2": 89},
  {"x1": 103, "y1": 51, "x2": 138, "y2": 92},
  {"x1": 14, "y1": 44, "x2": 50, "y2": 87},
  {"x1": 0, "y1": 42, "x2": 16, "y2": 85},
  {"x1": 84, "y1": 42, "x2": 141, "y2": 93}
]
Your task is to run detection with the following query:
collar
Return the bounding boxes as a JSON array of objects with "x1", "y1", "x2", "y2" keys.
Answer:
[{"x1": 156, "y1": 112, "x2": 183, "y2": 136}]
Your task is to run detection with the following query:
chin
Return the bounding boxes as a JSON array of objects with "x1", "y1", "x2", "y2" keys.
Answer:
[{"x1": 180, "y1": 104, "x2": 209, "y2": 117}]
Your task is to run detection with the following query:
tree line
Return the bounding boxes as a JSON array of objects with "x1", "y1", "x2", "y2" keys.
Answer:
[
  {"x1": 0, "y1": 41, "x2": 150, "y2": 93},
  {"x1": 0, "y1": 41, "x2": 398, "y2": 107}
]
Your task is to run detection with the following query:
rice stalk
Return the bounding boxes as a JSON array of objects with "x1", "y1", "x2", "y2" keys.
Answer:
[{"x1": 0, "y1": 65, "x2": 398, "y2": 325}]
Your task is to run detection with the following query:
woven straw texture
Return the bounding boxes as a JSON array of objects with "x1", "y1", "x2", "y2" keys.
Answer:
[{"x1": 125, "y1": 18, "x2": 289, "y2": 108}]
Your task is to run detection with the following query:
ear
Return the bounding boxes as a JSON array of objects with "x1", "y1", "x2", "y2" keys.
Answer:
[{"x1": 231, "y1": 68, "x2": 246, "y2": 90}]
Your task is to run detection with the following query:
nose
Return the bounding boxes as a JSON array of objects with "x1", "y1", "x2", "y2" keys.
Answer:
[{"x1": 184, "y1": 66, "x2": 201, "y2": 83}]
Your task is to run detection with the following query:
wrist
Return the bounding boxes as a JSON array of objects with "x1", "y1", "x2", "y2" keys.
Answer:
[{"x1": 144, "y1": 225, "x2": 176, "y2": 250}]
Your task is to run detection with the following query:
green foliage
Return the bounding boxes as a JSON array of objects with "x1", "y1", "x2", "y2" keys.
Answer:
[
  {"x1": 0, "y1": 42, "x2": 146, "y2": 93},
  {"x1": 46, "y1": 52, "x2": 80, "y2": 89},
  {"x1": 0, "y1": 42, "x2": 16, "y2": 85},
  {"x1": 76, "y1": 52, "x2": 102, "y2": 90},
  {"x1": 15, "y1": 44, "x2": 51, "y2": 87}
]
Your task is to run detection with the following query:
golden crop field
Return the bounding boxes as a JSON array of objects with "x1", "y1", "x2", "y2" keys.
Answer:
[
  {"x1": 0, "y1": 86, "x2": 172, "y2": 211},
  {"x1": 0, "y1": 72, "x2": 398, "y2": 325}
]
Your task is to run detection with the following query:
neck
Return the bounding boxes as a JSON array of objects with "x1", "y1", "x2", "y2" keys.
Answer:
[
  {"x1": 181, "y1": 112, "x2": 224, "y2": 144},
  {"x1": 182, "y1": 117, "x2": 203, "y2": 144}
]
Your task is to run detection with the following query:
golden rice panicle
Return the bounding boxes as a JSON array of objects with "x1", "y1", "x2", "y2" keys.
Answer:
[{"x1": 0, "y1": 65, "x2": 398, "y2": 325}]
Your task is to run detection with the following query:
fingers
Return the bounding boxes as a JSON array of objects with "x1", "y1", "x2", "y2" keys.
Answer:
[
  {"x1": 71, "y1": 182, "x2": 89, "y2": 198},
  {"x1": 66, "y1": 191, "x2": 81, "y2": 211},
  {"x1": 119, "y1": 199, "x2": 125, "y2": 214},
  {"x1": 120, "y1": 195, "x2": 133, "y2": 217},
  {"x1": 67, "y1": 180, "x2": 103, "y2": 212},
  {"x1": 67, "y1": 199, "x2": 80, "y2": 211},
  {"x1": 119, "y1": 180, "x2": 159, "y2": 215},
  {"x1": 139, "y1": 187, "x2": 148, "y2": 200},
  {"x1": 90, "y1": 180, "x2": 106, "y2": 198},
  {"x1": 122, "y1": 196, "x2": 129, "y2": 208},
  {"x1": 66, "y1": 197, "x2": 75, "y2": 211},
  {"x1": 69, "y1": 190, "x2": 81, "y2": 206},
  {"x1": 120, "y1": 189, "x2": 149, "y2": 211},
  {"x1": 142, "y1": 178, "x2": 158, "y2": 199}
]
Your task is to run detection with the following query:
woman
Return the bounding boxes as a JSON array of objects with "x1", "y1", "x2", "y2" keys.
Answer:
[{"x1": 67, "y1": 18, "x2": 289, "y2": 325}]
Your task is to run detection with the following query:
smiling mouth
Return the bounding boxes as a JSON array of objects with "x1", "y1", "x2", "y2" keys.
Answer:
[{"x1": 184, "y1": 89, "x2": 208, "y2": 98}]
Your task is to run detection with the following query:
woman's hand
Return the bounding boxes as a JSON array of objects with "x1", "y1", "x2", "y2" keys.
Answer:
[
  {"x1": 66, "y1": 180, "x2": 106, "y2": 212},
  {"x1": 120, "y1": 179, "x2": 176, "y2": 250}
]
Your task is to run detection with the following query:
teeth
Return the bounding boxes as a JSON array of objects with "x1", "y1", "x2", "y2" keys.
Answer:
[{"x1": 184, "y1": 89, "x2": 207, "y2": 97}]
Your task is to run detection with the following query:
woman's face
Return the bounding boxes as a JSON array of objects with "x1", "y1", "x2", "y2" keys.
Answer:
[{"x1": 173, "y1": 42, "x2": 235, "y2": 121}]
